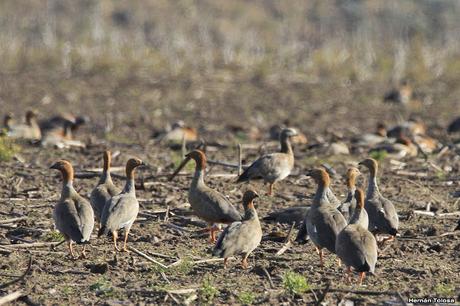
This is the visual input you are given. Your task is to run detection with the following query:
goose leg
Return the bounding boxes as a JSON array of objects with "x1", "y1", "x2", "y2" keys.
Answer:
[
  {"x1": 315, "y1": 247, "x2": 324, "y2": 267},
  {"x1": 80, "y1": 245, "x2": 88, "y2": 259},
  {"x1": 346, "y1": 266, "x2": 352, "y2": 284},
  {"x1": 268, "y1": 183, "x2": 274, "y2": 196},
  {"x1": 208, "y1": 223, "x2": 218, "y2": 243},
  {"x1": 358, "y1": 272, "x2": 366, "y2": 286},
  {"x1": 382, "y1": 235, "x2": 395, "y2": 244},
  {"x1": 68, "y1": 241, "x2": 77, "y2": 259},
  {"x1": 112, "y1": 231, "x2": 120, "y2": 252},
  {"x1": 241, "y1": 254, "x2": 249, "y2": 269},
  {"x1": 122, "y1": 228, "x2": 131, "y2": 252}
]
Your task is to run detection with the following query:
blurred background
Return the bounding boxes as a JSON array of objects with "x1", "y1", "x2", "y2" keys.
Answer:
[{"x1": 1, "y1": 0, "x2": 460, "y2": 141}]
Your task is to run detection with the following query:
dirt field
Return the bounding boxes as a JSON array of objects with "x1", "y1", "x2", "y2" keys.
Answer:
[
  {"x1": 0, "y1": 68, "x2": 460, "y2": 305},
  {"x1": 1, "y1": 1, "x2": 460, "y2": 305}
]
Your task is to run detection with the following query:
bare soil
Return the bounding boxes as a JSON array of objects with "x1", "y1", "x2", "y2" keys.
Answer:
[{"x1": 1, "y1": 70, "x2": 460, "y2": 305}]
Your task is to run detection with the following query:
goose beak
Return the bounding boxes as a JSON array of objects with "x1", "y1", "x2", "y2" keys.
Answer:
[{"x1": 169, "y1": 156, "x2": 192, "y2": 181}]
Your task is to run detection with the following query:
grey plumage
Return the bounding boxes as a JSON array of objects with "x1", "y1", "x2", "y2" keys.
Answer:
[
  {"x1": 50, "y1": 160, "x2": 94, "y2": 258},
  {"x1": 90, "y1": 151, "x2": 120, "y2": 222},
  {"x1": 54, "y1": 195, "x2": 94, "y2": 244},
  {"x1": 99, "y1": 158, "x2": 144, "y2": 251},
  {"x1": 338, "y1": 167, "x2": 368, "y2": 228},
  {"x1": 305, "y1": 169, "x2": 347, "y2": 263},
  {"x1": 336, "y1": 189, "x2": 378, "y2": 285},
  {"x1": 359, "y1": 158, "x2": 399, "y2": 236},
  {"x1": 237, "y1": 128, "x2": 297, "y2": 195},
  {"x1": 296, "y1": 176, "x2": 343, "y2": 243},
  {"x1": 170, "y1": 150, "x2": 242, "y2": 242},
  {"x1": 213, "y1": 190, "x2": 262, "y2": 269}
]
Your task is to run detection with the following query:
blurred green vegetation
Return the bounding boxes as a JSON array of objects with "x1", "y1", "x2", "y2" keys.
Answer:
[{"x1": 0, "y1": 135, "x2": 20, "y2": 162}]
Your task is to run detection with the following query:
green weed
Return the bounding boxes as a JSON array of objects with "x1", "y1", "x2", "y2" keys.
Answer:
[{"x1": 283, "y1": 271, "x2": 309, "y2": 295}]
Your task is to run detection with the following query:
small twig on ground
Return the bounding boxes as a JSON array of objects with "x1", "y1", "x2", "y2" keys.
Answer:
[
  {"x1": 167, "y1": 259, "x2": 183, "y2": 268},
  {"x1": 1, "y1": 241, "x2": 64, "y2": 249},
  {"x1": 261, "y1": 267, "x2": 275, "y2": 289},
  {"x1": 160, "y1": 272, "x2": 171, "y2": 284},
  {"x1": 0, "y1": 256, "x2": 32, "y2": 289},
  {"x1": 0, "y1": 291, "x2": 23, "y2": 305},
  {"x1": 193, "y1": 257, "x2": 232, "y2": 265},
  {"x1": 237, "y1": 143, "x2": 242, "y2": 176},
  {"x1": 0, "y1": 217, "x2": 27, "y2": 224},
  {"x1": 128, "y1": 246, "x2": 168, "y2": 269},
  {"x1": 396, "y1": 291, "x2": 408, "y2": 306},
  {"x1": 276, "y1": 223, "x2": 295, "y2": 256},
  {"x1": 166, "y1": 288, "x2": 197, "y2": 295},
  {"x1": 314, "y1": 282, "x2": 330, "y2": 306},
  {"x1": 395, "y1": 170, "x2": 429, "y2": 178},
  {"x1": 396, "y1": 177, "x2": 443, "y2": 205},
  {"x1": 413, "y1": 210, "x2": 435, "y2": 216},
  {"x1": 164, "y1": 206, "x2": 170, "y2": 222}
]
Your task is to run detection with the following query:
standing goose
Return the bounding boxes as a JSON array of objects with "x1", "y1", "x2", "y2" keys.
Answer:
[
  {"x1": 339, "y1": 167, "x2": 368, "y2": 228},
  {"x1": 170, "y1": 150, "x2": 242, "y2": 242},
  {"x1": 7, "y1": 110, "x2": 41, "y2": 140},
  {"x1": 336, "y1": 189, "x2": 378, "y2": 285},
  {"x1": 213, "y1": 190, "x2": 262, "y2": 269},
  {"x1": 98, "y1": 158, "x2": 144, "y2": 251},
  {"x1": 237, "y1": 128, "x2": 298, "y2": 196},
  {"x1": 90, "y1": 151, "x2": 120, "y2": 224},
  {"x1": 295, "y1": 167, "x2": 342, "y2": 243},
  {"x1": 305, "y1": 168, "x2": 347, "y2": 266},
  {"x1": 50, "y1": 160, "x2": 94, "y2": 258},
  {"x1": 359, "y1": 158, "x2": 399, "y2": 241}
]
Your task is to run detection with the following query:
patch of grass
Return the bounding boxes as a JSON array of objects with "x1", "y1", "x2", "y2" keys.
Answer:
[
  {"x1": 89, "y1": 277, "x2": 115, "y2": 297},
  {"x1": 235, "y1": 131, "x2": 248, "y2": 142},
  {"x1": 369, "y1": 150, "x2": 387, "y2": 162},
  {"x1": 0, "y1": 135, "x2": 20, "y2": 161},
  {"x1": 43, "y1": 231, "x2": 64, "y2": 242},
  {"x1": 238, "y1": 291, "x2": 255, "y2": 305},
  {"x1": 61, "y1": 285, "x2": 74, "y2": 295},
  {"x1": 104, "y1": 132, "x2": 137, "y2": 145},
  {"x1": 434, "y1": 283, "x2": 455, "y2": 296},
  {"x1": 170, "y1": 257, "x2": 194, "y2": 275},
  {"x1": 435, "y1": 171, "x2": 446, "y2": 180},
  {"x1": 199, "y1": 276, "x2": 219, "y2": 304},
  {"x1": 283, "y1": 271, "x2": 309, "y2": 295}
]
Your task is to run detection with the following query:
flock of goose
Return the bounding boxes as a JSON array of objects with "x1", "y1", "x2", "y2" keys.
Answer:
[
  {"x1": 2, "y1": 109, "x2": 460, "y2": 287},
  {"x1": 44, "y1": 128, "x2": 400, "y2": 286}
]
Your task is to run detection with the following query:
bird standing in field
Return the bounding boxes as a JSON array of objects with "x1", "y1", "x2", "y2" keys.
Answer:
[
  {"x1": 237, "y1": 128, "x2": 298, "y2": 196},
  {"x1": 90, "y1": 151, "x2": 120, "y2": 225},
  {"x1": 170, "y1": 150, "x2": 242, "y2": 242},
  {"x1": 336, "y1": 189, "x2": 378, "y2": 285},
  {"x1": 99, "y1": 158, "x2": 144, "y2": 251},
  {"x1": 305, "y1": 168, "x2": 347, "y2": 266},
  {"x1": 359, "y1": 158, "x2": 399, "y2": 242},
  {"x1": 50, "y1": 160, "x2": 94, "y2": 258},
  {"x1": 213, "y1": 189, "x2": 262, "y2": 269},
  {"x1": 339, "y1": 167, "x2": 368, "y2": 228}
]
